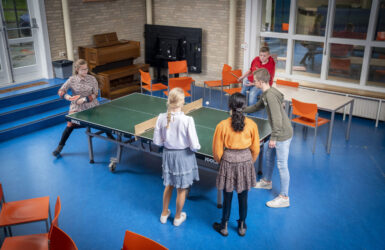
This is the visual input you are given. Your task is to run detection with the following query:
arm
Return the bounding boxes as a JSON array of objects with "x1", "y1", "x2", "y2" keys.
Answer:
[
  {"x1": 187, "y1": 117, "x2": 201, "y2": 152},
  {"x1": 58, "y1": 77, "x2": 80, "y2": 101},
  {"x1": 238, "y1": 69, "x2": 251, "y2": 83},
  {"x1": 76, "y1": 76, "x2": 99, "y2": 104},
  {"x1": 152, "y1": 115, "x2": 164, "y2": 147},
  {"x1": 249, "y1": 122, "x2": 260, "y2": 162},
  {"x1": 212, "y1": 123, "x2": 224, "y2": 163},
  {"x1": 266, "y1": 93, "x2": 283, "y2": 141},
  {"x1": 244, "y1": 98, "x2": 265, "y2": 113}
]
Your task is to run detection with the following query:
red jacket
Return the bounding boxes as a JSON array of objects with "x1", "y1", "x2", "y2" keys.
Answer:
[{"x1": 247, "y1": 56, "x2": 275, "y2": 86}]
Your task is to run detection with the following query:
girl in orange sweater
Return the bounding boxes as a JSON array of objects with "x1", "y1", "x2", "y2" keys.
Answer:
[{"x1": 212, "y1": 93, "x2": 260, "y2": 236}]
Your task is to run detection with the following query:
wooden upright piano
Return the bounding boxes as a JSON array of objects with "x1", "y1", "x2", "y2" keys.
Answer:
[{"x1": 78, "y1": 32, "x2": 149, "y2": 99}]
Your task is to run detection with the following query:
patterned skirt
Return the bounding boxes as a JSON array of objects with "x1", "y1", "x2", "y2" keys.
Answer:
[
  {"x1": 216, "y1": 148, "x2": 256, "y2": 193},
  {"x1": 162, "y1": 148, "x2": 200, "y2": 189}
]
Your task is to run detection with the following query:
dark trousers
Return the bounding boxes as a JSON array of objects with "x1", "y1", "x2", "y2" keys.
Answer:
[
  {"x1": 221, "y1": 190, "x2": 248, "y2": 224},
  {"x1": 58, "y1": 125, "x2": 84, "y2": 146}
]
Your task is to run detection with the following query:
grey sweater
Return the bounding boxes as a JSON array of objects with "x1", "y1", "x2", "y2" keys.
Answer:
[{"x1": 244, "y1": 87, "x2": 293, "y2": 141}]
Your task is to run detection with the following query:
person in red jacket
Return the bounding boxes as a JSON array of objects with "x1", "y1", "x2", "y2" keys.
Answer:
[{"x1": 239, "y1": 46, "x2": 275, "y2": 106}]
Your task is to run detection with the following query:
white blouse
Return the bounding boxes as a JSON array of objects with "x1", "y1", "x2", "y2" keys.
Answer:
[{"x1": 153, "y1": 111, "x2": 201, "y2": 151}]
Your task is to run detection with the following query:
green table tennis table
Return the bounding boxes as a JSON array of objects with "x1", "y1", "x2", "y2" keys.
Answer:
[{"x1": 67, "y1": 93, "x2": 271, "y2": 207}]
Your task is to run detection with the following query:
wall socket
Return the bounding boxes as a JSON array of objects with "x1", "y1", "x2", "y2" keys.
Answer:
[{"x1": 59, "y1": 51, "x2": 66, "y2": 57}]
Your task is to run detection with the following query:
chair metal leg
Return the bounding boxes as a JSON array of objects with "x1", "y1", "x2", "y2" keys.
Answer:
[
  {"x1": 313, "y1": 125, "x2": 317, "y2": 154},
  {"x1": 49, "y1": 205, "x2": 52, "y2": 225}
]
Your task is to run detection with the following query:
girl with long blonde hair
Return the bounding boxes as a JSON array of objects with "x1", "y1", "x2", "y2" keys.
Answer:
[{"x1": 153, "y1": 88, "x2": 201, "y2": 226}]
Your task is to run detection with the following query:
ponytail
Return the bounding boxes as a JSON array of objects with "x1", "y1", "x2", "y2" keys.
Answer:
[
  {"x1": 166, "y1": 111, "x2": 172, "y2": 129},
  {"x1": 228, "y1": 93, "x2": 246, "y2": 132}
]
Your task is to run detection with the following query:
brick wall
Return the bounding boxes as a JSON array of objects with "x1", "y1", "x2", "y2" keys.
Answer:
[{"x1": 45, "y1": 0, "x2": 245, "y2": 85}]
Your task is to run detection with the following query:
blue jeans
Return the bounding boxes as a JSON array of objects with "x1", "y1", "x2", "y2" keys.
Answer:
[
  {"x1": 263, "y1": 138, "x2": 292, "y2": 197},
  {"x1": 240, "y1": 78, "x2": 262, "y2": 106}
]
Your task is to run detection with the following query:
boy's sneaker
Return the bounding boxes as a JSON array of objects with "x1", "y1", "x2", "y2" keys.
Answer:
[
  {"x1": 254, "y1": 179, "x2": 272, "y2": 189},
  {"x1": 266, "y1": 196, "x2": 290, "y2": 208},
  {"x1": 160, "y1": 209, "x2": 171, "y2": 224},
  {"x1": 173, "y1": 212, "x2": 187, "y2": 226}
]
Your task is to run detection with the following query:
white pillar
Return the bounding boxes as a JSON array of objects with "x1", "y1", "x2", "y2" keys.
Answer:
[
  {"x1": 146, "y1": 0, "x2": 153, "y2": 24},
  {"x1": 228, "y1": 0, "x2": 236, "y2": 68},
  {"x1": 61, "y1": 0, "x2": 73, "y2": 60}
]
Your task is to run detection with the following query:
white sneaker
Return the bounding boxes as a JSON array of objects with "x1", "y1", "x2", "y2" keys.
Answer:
[
  {"x1": 160, "y1": 209, "x2": 171, "y2": 224},
  {"x1": 173, "y1": 212, "x2": 187, "y2": 226},
  {"x1": 254, "y1": 179, "x2": 272, "y2": 189},
  {"x1": 266, "y1": 196, "x2": 290, "y2": 208}
]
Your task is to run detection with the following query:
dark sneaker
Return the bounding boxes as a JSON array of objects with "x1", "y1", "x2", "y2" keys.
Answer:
[
  {"x1": 52, "y1": 145, "x2": 63, "y2": 157},
  {"x1": 213, "y1": 221, "x2": 228, "y2": 236},
  {"x1": 237, "y1": 220, "x2": 247, "y2": 236}
]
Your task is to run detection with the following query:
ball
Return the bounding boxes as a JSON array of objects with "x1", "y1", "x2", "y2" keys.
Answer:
[{"x1": 205, "y1": 101, "x2": 210, "y2": 105}]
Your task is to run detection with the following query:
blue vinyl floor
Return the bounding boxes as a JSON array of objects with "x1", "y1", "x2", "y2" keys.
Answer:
[{"x1": 1, "y1": 87, "x2": 385, "y2": 249}]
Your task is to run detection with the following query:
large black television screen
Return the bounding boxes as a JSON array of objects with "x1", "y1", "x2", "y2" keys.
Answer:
[{"x1": 145, "y1": 24, "x2": 202, "y2": 74}]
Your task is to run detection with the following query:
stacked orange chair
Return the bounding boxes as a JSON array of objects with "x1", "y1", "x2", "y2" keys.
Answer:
[
  {"x1": 1, "y1": 196, "x2": 61, "y2": 250},
  {"x1": 139, "y1": 69, "x2": 168, "y2": 96},
  {"x1": 203, "y1": 64, "x2": 232, "y2": 102},
  {"x1": 290, "y1": 98, "x2": 330, "y2": 153},
  {"x1": 221, "y1": 69, "x2": 243, "y2": 105},
  {"x1": 166, "y1": 60, "x2": 194, "y2": 100},
  {"x1": 122, "y1": 230, "x2": 168, "y2": 250},
  {"x1": 0, "y1": 183, "x2": 51, "y2": 237}
]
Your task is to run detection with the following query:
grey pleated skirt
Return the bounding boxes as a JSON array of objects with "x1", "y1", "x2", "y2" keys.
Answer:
[
  {"x1": 216, "y1": 148, "x2": 256, "y2": 193},
  {"x1": 162, "y1": 148, "x2": 200, "y2": 189}
]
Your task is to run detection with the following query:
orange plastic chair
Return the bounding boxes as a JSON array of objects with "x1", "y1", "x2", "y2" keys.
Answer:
[
  {"x1": 282, "y1": 23, "x2": 289, "y2": 31},
  {"x1": 139, "y1": 70, "x2": 168, "y2": 96},
  {"x1": 122, "y1": 230, "x2": 168, "y2": 250},
  {"x1": 168, "y1": 60, "x2": 193, "y2": 82},
  {"x1": 49, "y1": 225, "x2": 78, "y2": 250},
  {"x1": 203, "y1": 64, "x2": 232, "y2": 102},
  {"x1": 167, "y1": 60, "x2": 194, "y2": 100},
  {"x1": 1, "y1": 196, "x2": 61, "y2": 250},
  {"x1": 0, "y1": 183, "x2": 52, "y2": 237},
  {"x1": 290, "y1": 98, "x2": 330, "y2": 153},
  {"x1": 163, "y1": 77, "x2": 192, "y2": 99},
  {"x1": 276, "y1": 79, "x2": 299, "y2": 88},
  {"x1": 222, "y1": 69, "x2": 243, "y2": 105}
]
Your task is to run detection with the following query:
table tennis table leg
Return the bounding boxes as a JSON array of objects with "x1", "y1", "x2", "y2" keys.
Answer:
[
  {"x1": 109, "y1": 135, "x2": 123, "y2": 171},
  {"x1": 87, "y1": 127, "x2": 95, "y2": 164},
  {"x1": 326, "y1": 111, "x2": 335, "y2": 154},
  {"x1": 257, "y1": 143, "x2": 264, "y2": 175},
  {"x1": 217, "y1": 190, "x2": 222, "y2": 208},
  {"x1": 346, "y1": 100, "x2": 354, "y2": 140}
]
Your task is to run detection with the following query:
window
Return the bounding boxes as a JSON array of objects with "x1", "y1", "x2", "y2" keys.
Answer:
[
  {"x1": 367, "y1": 47, "x2": 385, "y2": 87},
  {"x1": 332, "y1": 0, "x2": 371, "y2": 40},
  {"x1": 375, "y1": 1, "x2": 385, "y2": 41},
  {"x1": 296, "y1": 0, "x2": 328, "y2": 36},
  {"x1": 327, "y1": 44, "x2": 364, "y2": 83},
  {"x1": 293, "y1": 40, "x2": 323, "y2": 77},
  {"x1": 261, "y1": 0, "x2": 291, "y2": 33}
]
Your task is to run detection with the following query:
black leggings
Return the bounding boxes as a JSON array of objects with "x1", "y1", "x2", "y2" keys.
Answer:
[
  {"x1": 221, "y1": 190, "x2": 248, "y2": 224},
  {"x1": 58, "y1": 125, "x2": 83, "y2": 146}
]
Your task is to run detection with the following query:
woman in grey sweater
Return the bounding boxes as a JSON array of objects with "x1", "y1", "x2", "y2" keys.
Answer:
[{"x1": 244, "y1": 68, "x2": 293, "y2": 208}]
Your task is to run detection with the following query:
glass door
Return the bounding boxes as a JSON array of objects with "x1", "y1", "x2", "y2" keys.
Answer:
[{"x1": 0, "y1": 0, "x2": 41, "y2": 86}]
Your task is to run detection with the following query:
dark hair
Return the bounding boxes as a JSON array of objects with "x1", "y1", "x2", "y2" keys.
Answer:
[{"x1": 229, "y1": 93, "x2": 246, "y2": 132}]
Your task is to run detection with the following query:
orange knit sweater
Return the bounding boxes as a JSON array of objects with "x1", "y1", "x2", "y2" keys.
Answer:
[{"x1": 212, "y1": 117, "x2": 260, "y2": 163}]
